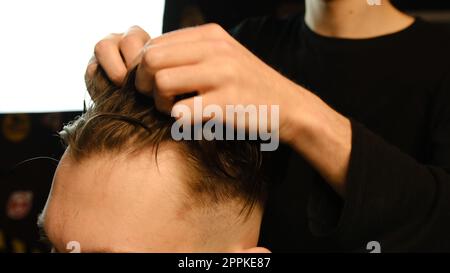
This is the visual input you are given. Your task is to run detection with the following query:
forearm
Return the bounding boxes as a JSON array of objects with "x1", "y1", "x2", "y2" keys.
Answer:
[{"x1": 281, "y1": 85, "x2": 352, "y2": 197}]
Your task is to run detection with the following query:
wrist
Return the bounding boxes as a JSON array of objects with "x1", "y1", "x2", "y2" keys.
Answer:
[
  {"x1": 279, "y1": 84, "x2": 311, "y2": 145},
  {"x1": 280, "y1": 85, "x2": 352, "y2": 193}
]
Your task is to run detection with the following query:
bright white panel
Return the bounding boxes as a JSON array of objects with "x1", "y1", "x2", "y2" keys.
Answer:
[{"x1": 0, "y1": 0, "x2": 165, "y2": 113}]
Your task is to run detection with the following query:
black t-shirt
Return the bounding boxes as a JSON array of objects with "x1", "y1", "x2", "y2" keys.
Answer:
[{"x1": 231, "y1": 15, "x2": 450, "y2": 252}]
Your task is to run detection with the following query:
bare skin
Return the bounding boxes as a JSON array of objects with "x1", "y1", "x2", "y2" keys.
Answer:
[
  {"x1": 86, "y1": 0, "x2": 414, "y2": 197},
  {"x1": 305, "y1": 0, "x2": 414, "y2": 39},
  {"x1": 41, "y1": 143, "x2": 269, "y2": 253}
]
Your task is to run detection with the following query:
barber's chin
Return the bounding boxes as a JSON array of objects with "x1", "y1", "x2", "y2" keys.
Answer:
[{"x1": 238, "y1": 247, "x2": 272, "y2": 253}]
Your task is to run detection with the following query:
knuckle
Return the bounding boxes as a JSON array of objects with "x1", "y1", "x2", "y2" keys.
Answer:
[
  {"x1": 94, "y1": 39, "x2": 113, "y2": 56},
  {"x1": 205, "y1": 23, "x2": 225, "y2": 36},
  {"x1": 126, "y1": 25, "x2": 151, "y2": 42},
  {"x1": 220, "y1": 61, "x2": 236, "y2": 82},
  {"x1": 214, "y1": 39, "x2": 233, "y2": 53},
  {"x1": 143, "y1": 48, "x2": 164, "y2": 70},
  {"x1": 154, "y1": 70, "x2": 170, "y2": 91},
  {"x1": 129, "y1": 25, "x2": 149, "y2": 36},
  {"x1": 129, "y1": 25, "x2": 144, "y2": 32},
  {"x1": 119, "y1": 35, "x2": 138, "y2": 49}
]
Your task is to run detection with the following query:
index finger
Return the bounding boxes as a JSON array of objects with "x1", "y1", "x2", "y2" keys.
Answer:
[{"x1": 120, "y1": 25, "x2": 151, "y2": 69}]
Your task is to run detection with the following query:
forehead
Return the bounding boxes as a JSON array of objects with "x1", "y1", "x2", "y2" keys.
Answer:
[{"x1": 43, "y1": 146, "x2": 191, "y2": 252}]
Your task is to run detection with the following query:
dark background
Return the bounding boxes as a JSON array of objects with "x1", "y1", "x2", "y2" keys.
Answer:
[{"x1": 1, "y1": 0, "x2": 450, "y2": 253}]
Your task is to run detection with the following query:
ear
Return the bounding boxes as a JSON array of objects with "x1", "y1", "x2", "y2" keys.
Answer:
[{"x1": 240, "y1": 247, "x2": 272, "y2": 253}]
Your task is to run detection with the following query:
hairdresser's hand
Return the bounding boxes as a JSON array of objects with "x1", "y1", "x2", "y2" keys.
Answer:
[
  {"x1": 85, "y1": 25, "x2": 151, "y2": 87},
  {"x1": 136, "y1": 24, "x2": 302, "y2": 139},
  {"x1": 136, "y1": 23, "x2": 351, "y2": 195}
]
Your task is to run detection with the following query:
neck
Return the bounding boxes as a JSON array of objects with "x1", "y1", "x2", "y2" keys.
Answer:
[{"x1": 305, "y1": 0, "x2": 414, "y2": 39}]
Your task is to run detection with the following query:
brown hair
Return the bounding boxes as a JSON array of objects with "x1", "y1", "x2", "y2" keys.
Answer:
[{"x1": 60, "y1": 67, "x2": 267, "y2": 214}]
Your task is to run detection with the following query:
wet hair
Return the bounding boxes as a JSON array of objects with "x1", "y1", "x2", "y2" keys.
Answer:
[{"x1": 60, "y1": 67, "x2": 267, "y2": 215}]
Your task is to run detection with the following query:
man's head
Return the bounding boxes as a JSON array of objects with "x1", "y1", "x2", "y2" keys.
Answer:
[{"x1": 39, "y1": 67, "x2": 269, "y2": 253}]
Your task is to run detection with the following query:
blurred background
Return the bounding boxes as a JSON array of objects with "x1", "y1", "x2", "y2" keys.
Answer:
[{"x1": 1, "y1": 0, "x2": 450, "y2": 253}]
